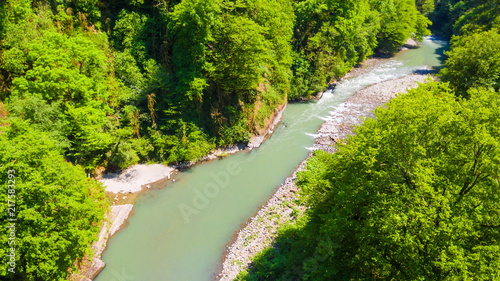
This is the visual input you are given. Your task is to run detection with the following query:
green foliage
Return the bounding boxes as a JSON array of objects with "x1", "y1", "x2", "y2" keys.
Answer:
[
  {"x1": 65, "y1": 0, "x2": 101, "y2": 26},
  {"x1": 3, "y1": 26, "x2": 124, "y2": 171},
  {"x1": 0, "y1": 1, "x2": 441, "y2": 279},
  {"x1": 373, "y1": 0, "x2": 431, "y2": 53},
  {"x1": 290, "y1": 0, "x2": 379, "y2": 99},
  {"x1": 429, "y1": 0, "x2": 500, "y2": 38},
  {"x1": 67, "y1": 105, "x2": 114, "y2": 169},
  {"x1": 149, "y1": 120, "x2": 215, "y2": 163},
  {"x1": 453, "y1": 0, "x2": 500, "y2": 36},
  {"x1": 108, "y1": 136, "x2": 152, "y2": 169},
  {"x1": 236, "y1": 215, "x2": 313, "y2": 281},
  {"x1": 166, "y1": 120, "x2": 215, "y2": 162},
  {"x1": 0, "y1": 1, "x2": 150, "y2": 172},
  {"x1": 165, "y1": 0, "x2": 295, "y2": 141},
  {"x1": 217, "y1": 122, "x2": 251, "y2": 147},
  {"x1": 211, "y1": 15, "x2": 268, "y2": 94},
  {"x1": 240, "y1": 82, "x2": 500, "y2": 280},
  {"x1": 415, "y1": 0, "x2": 434, "y2": 15},
  {"x1": 168, "y1": 0, "x2": 220, "y2": 113},
  {"x1": 432, "y1": 0, "x2": 500, "y2": 98},
  {"x1": 113, "y1": 50, "x2": 145, "y2": 89},
  {"x1": 0, "y1": 119, "x2": 108, "y2": 280},
  {"x1": 6, "y1": 95, "x2": 70, "y2": 151},
  {"x1": 2, "y1": 0, "x2": 433, "y2": 169},
  {"x1": 11, "y1": 31, "x2": 109, "y2": 103},
  {"x1": 113, "y1": 10, "x2": 149, "y2": 67},
  {"x1": 440, "y1": 29, "x2": 500, "y2": 97}
]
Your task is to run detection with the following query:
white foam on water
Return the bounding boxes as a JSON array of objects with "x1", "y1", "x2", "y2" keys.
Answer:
[{"x1": 318, "y1": 116, "x2": 332, "y2": 121}]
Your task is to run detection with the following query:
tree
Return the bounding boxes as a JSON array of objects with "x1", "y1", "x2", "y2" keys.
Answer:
[
  {"x1": 239, "y1": 82, "x2": 500, "y2": 280},
  {"x1": 0, "y1": 119, "x2": 108, "y2": 280},
  {"x1": 66, "y1": 105, "x2": 114, "y2": 170},
  {"x1": 112, "y1": 10, "x2": 150, "y2": 68},
  {"x1": 373, "y1": 0, "x2": 430, "y2": 53},
  {"x1": 168, "y1": 0, "x2": 221, "y2": 116},
  {"x1": 289, "y1": 0, "x2": 382, "y2": 99},
  {"x1": 210, "y1": 15, "x2": 269, "y2": 96},
  {"x1": 10, "y1": 31, "x2": 110, "y2": 103},
  {"x1": 299, "y1": 83, "x2": 500, "y2": 280},
  {"x1": 415, "y1": 0, "x2": 434, "y2": 15},
  {"x1": 453, "y1": 0, "x2": 500, "y2": 36},
  {"x1": 428, "y1": 0, "x2": 500, "y2": 38},
  {"x1": 440, "y1": 29, "x2": 500, "y2": 97}
]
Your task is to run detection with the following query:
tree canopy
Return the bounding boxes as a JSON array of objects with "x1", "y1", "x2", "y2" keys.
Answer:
[
  {"x1": 430, "y1": 0, "x2": 500, "y2": 38},
  {"x1": 436, "y1": 0, "x2": 500, "y2": 96},
  {"x1": 0, "y1": 0, "x2": 430, "y2": 172},
  {"x1": 289, "y1": 0, "x2": 430, "y2": 99},
  {"x1": 440, "y1": 29, "x2": 500, "y2": 97},
  {"x1": 237, "y1": 82, "x2": 500, "y2": 280},
  {"x1": 0, "y1": 120, "x2": 107, "y2": 280}
]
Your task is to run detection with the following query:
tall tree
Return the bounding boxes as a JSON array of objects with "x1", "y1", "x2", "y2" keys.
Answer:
[
  {"x1": 440, "y1": 29, "x2": 500, "y2": 97},
  {"x1": 372, "y1": 0, "x2": 431, "y2": 53},
  {"x1": 0, "y1": 120, "x2": 108, "y2": 280},
  {"x1": 168, "y1": 0, "x2": 221, "y2": 119}
]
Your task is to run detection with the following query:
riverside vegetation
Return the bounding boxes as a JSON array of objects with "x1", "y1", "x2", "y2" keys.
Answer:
[
  {"x1": 0, "y1": 0, "x2": 483, "y2": 280},
  {"x1": 236, "y1": 1, "x2": 500, "y2": 280}
]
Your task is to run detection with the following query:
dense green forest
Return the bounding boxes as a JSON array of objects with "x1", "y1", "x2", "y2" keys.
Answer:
[
  {"x1": 0, "y1": 0, "x2": 430, "y2": 174},
  {"x1": 237, "y1": 1, "x2": 500, "y2": 280},
  {"x1": 0, "y1": 121, "x2": 107, "y2": 280},
  {"x1": 0, "y1": 0, "x2": 435, "y2": 280}
]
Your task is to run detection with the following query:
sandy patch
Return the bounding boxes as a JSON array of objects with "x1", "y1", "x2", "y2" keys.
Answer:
[{"x1": 100, "y1": 164, "x2": 176, "y2": 194}]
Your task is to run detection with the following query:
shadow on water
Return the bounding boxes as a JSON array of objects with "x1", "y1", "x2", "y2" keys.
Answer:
[
  {"x1": 430, "y1": 35, "x2": 449, "y2": 72},
  {"x1": 412, "y1": 68, "x2": 438, "y2": 75},
  {"x1": 402, "y1": 43, "x2": 419, "y2": 50},
  {"x1": 373, "y1": 51, "x2": 398, "y2": 59},
  {"x1": 405, "y1": 36, "x2": 449, "y2": 76}
]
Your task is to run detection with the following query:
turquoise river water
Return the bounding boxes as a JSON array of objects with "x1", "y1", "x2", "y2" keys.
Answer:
[{"x1": 95, "y1": 37, "x2": 447, "y2": 281}]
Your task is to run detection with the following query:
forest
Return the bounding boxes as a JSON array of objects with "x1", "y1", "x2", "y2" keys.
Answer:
[
  {"x1": 0, "y1": 0, "x2": 495, "y2": 280},
  {"x1": 0, "y1": 0, "x2": 430, "y2": 175},
  {"x1": 236, "y1": 0, "x2": 500, "y2": 280}
]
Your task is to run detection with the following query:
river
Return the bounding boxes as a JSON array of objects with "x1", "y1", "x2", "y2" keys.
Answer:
[{"x1": 95, "y1": 36, "x2": 447, "y2": 281}]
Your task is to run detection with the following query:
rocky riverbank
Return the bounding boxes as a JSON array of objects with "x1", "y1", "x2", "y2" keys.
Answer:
[
  {"x1": 218, "y1": 72, "x2": 436, "y2": 280},
  {"x1": 69, "y1": 205, "x2": 134, "y2": 281}
]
